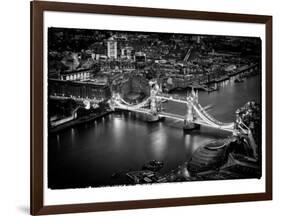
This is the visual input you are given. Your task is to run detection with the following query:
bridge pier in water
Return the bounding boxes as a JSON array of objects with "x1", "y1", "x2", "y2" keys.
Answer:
[
  {"x1": 146, "y1": 113, "x2": 161, "y2": 122},
  {"x1": 183, "y1": 121, "x2": 200, "y2": 131}
]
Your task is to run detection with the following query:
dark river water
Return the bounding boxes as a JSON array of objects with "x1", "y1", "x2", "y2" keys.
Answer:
[{"x1": 48, "y1": 75, "x2": 261, "y2": 189}]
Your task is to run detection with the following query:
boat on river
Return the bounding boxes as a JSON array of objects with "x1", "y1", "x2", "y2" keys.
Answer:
[{"x1": 142, "y1": 160, "x2": 164, "y2": 171}]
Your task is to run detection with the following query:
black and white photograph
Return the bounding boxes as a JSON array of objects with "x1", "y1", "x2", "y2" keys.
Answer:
[{"x1": 47, "y1": 27, "x2": 262, "y2": 190}]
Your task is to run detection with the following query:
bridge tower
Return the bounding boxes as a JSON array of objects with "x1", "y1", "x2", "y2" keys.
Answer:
[
  {"x1": 183, "y1": 89, "x2": 200, "y2": 131},
  {"x1": 148, "y1": 80, "x2": 161, "y2": 122}
]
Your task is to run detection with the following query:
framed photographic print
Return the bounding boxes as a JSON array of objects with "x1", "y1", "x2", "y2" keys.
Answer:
[{"x1": 30, "y1": 1, "x2": 272, "y2": 215}]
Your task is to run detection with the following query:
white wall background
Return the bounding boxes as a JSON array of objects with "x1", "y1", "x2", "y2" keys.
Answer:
[{"x1": 0, "y1": 0, "x2": 279, "y2": 215}]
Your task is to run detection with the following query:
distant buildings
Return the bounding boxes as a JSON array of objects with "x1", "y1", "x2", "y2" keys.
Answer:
[
  {"x1": 134, "y1": 51, "x2": 146, "y2": 62},
  {"x1": 47, "y1": 29, "x2": 261, "y2": 103},
  {"x1": 107, "y1": 37, "x2": 117, "y2": 59},
  {"x1": 134, "y1": 52, "x2": 146, "y2": 69},
  {"x1": 121, "y1": 46, "x2": 134, "y2": 60}
]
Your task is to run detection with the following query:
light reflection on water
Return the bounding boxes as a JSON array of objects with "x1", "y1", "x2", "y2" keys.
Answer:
[
  {"x1": 56, "y1": 134, "x2": 60, "y2": 152},
  {"x1": 112, "y1": 117, "x2": 124, "y2": 145},
  {"x1": 71, "y1": 128, "x2": 75, "y2": 147},
  {"x1": 150, "y1": 123, "x2": 167, "y2": 159}
]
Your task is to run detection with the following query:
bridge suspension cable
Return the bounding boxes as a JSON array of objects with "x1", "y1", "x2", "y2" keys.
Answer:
[
  {"x1": 196, "y1": 103, "x2": 223, "y2": 125},
  {"x1": 192, "y1": 103, "x2": 234, "y2": 130},
  {"x1": 195, "y1": 102, "x2": 234, "y2": 127}
]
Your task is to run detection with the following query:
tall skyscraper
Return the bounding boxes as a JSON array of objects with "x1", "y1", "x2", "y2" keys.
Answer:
[{"x1": 107, "y1": 38, "x2": 117, "y2": 59}]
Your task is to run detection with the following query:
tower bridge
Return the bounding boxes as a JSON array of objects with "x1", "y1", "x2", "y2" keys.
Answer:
[{"x1": 109, "y1": 81, "x2": 249, "y2": 135}]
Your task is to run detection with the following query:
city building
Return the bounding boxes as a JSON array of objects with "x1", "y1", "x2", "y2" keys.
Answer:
[
  {"x1": 134, "y1": 51, "x2": 147, "y2": 69},
  {"x1": 134, "y1": 51, "x2": 146, "y2": 62},
  {"x1": 59, "y1": 68, "x2": 93, "y2": 81},
  {"x1": 107, "y1": 37, "x2": 117, "y2": 59},
  {"x1": 121, "y1": 46, "x2": 134, "y2": 59},
  {"x1": 48, "y1": 79, "x2": 111, "y2": 100}
]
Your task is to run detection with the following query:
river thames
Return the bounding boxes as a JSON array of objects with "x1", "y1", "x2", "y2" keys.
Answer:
[{"x1": 48, "y1": 75, "x2": 261, "y2": 189}]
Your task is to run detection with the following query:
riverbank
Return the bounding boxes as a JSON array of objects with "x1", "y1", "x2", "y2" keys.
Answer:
[
  {"x1": 49, "y1": 110, "x2": 113, "y2": 133},
  {"x1": 166, "y1": 64, "x2": 260, "y2": 92}
]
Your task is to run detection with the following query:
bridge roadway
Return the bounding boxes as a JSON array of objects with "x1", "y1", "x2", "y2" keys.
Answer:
[
  {"x1": 52, "y1": 93, "x2": 235, "y2": 133},
  {"x1": 157, "y1": 94, "x2": 233, "y2": 128},
  {"x1": 114, "y1": 104, "x2": 234, "y2": 133},
  {"x1": 158, "y1": 112, "x2": 234, "y2": 132},
  {"x1": 155, "y1": 95, "x2": 234, "y2": 128}
]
